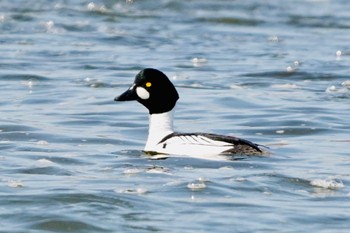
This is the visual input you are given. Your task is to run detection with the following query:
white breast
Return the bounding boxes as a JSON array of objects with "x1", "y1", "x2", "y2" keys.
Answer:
[{"x1": 143, "y1": 111, "x2": 244, "y2": 159}]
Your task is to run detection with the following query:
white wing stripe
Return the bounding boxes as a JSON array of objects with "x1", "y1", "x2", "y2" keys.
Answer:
[{"x1": 164, "y1": 135, "x2": 232, "y2": 147}]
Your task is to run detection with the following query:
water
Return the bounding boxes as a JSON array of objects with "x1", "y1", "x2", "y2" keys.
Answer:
[{"x1": 1, "y1": 0, "x2": 350, "y2": 232}]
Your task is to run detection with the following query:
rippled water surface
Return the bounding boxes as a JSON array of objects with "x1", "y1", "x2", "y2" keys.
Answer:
[{"x1": 1, "y1": 0, "x2": 350, "y2": 232}]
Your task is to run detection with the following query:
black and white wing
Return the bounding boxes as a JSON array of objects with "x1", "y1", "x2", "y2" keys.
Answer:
[{"x1": 158, "y1": 132, "x2": 264, "y2": 156}]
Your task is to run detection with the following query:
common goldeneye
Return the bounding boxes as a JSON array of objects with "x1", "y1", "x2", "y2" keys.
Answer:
[{"x1": 115, "y1": 68, "x2": 265, "y2": 157}]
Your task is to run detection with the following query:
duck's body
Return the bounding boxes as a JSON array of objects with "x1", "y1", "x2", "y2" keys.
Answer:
[
  {"x1": 144, "y1": 110, "x2": 262, "y2": 157},
  {"x1": 115, "y1": 68, "x2": 265, "y2": 157}
]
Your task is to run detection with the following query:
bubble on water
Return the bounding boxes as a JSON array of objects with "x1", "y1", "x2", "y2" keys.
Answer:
[
  {"x1": 219, "y1": 166, "x2": 234, "y2": 170},
  {"x1": 45, "y1": 20, "x2": 54, "y2": 29},
  {"x1": 286, "y1": 66, "x2": 294, "y2": 72},
  {"x1": 172, "y1": 74, "x2": 189, "y2": 81},
  {"x1": 336, "y1": 50, "x2": 342, "y2": 57},
  {"x1": 229, "y1": 84, "x2": 244, "y2": 90},
  {"x1": 87, "y1": 2, "x2": 96, "y2": 10},
  {"x1": 341, "y1": 80, "x2": 350, "y2": 88},
  {"x1": 271, "y1": 83, "x2": 299, "y2": 89},
  {"x1": 187, "y1": 177, "x2": 208, "y2": 190},
  {"x1": 325, "y1": 85, "x2": 349, "y2": 94},
  {"x1": 189, "y1": 83, "x2": 203, "y2": 88},
  {"x1": 276, "y1": 130, "x2": 285, "y2": 134},
  {"x1": 191, "y1": 57, "x2": 207, "y2": 67},
  {"x1": 236, "y1": 177, "x2": 247, "y2": 182},
  {"x1": 37, "y1": 140, "x2": 49, "y2": 146},
  {"x1": 6, "y1": 180, "x2": 24, "y2": 188},
  {"x1": 0, "y1": 140, "x2": 11, "y2": 144},
  {"x1": 326, "y1": 85, "x2": 337, "y2": 92},
  {"x1": 115, "y1": 187, "x2": 148, "y2": 194},
  {"x1": 326, "y1": 79, "x2": 350, "y2": 94},
  {"x1": 335, "y1": 50, "x2": 343, "y2": 60},
  {"x1": 123, "y1": 168, "x2": 143, "y2": 175},
  {"x1": 187, "y1": 182, "x2": 206, "y2": 190},
  {"x1": 268, "y1": 35, "x2": 281, "y2": 43},
  {"x1": 197, "y1": 177, "x2": 208, "y2": 182},
  {"x1": 36, "y1": 159, "x2": 56, "y2": 167},
  {"x1": 285, "y1": 60, "x2": 301, "y2": 73},
  {"x1": 146, "y1": 166, "x2": 170, "y2": 174},
  {"x1": 231, "y1": 177, "x2": 247, "y2": 182},
  {"x1": 41, "y1": 20, "x2": 61, "y2": 33},
  {"x1": 310, "y1": 178, "x2": 344, "y2": 190},
  {"x1": 293, "y1": 60, "x2": 301, "y2": 66},
  {"x1": 22, "y1": 79, "x2": 36, "y2": 88},
  {"x1": 164, "y1": 180, "x2": 183, "y2": 186},
  {"x1": 54, "y1": 3, "x2": 63, "y2": 9},
  {"x1": 87, "y1": 2, "x2": 107, "y2": 13},
  {"x1": 28, "y1": 80, "x2": 34, "y2": 88}
]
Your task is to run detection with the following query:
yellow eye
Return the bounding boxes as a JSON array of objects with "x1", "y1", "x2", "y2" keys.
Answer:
[{"x1": 145, "y1": 82, "x2": 152, "y2": 88}]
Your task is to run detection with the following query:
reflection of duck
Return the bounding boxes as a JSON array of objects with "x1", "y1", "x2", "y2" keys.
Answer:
[{"x1": 115, "y1": 68, "x2": 265, "y2": 157}]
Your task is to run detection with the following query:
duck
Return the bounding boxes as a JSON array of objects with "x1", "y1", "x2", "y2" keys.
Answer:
[{"x1": 115, "y1": 68, "x2": 265, "y2": 158}]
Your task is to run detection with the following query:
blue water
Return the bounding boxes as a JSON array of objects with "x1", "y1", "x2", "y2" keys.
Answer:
[{"x1": 1, "y1": 0, "x2": 350, "y2": 232}]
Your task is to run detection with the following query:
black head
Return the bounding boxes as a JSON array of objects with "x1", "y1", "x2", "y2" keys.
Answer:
[{"x1": 115, "y1": 68, "x2": 179, "y2": 114}]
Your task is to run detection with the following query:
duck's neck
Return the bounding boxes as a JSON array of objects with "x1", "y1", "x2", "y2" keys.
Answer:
[{"x1": 145, "y1": 110, "x2": 174, "y2": 150}]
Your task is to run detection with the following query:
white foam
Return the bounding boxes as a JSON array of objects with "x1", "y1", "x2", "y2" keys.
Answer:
[
  {"x1": 146, "y1": 166, "x2": 170, "y2": 174},
  {"x1": 0, "y1": 140, "x2": 11, "y2": 144},
  {"x1": 45, "y1": 20, "x2": 54, "y2": 29},
  {"x1": 272, "y1": 83, "x2": 299, "y2": 89},
  {"x1": 232, "y1": 177, "x2": 247, "y2": 182},
  {"x1": 268, "y1": 35, "x2": 280, "y2": 43},
  {"x1": 115, "y1": 187, "x2": 148, "y2": 194},
  {"x1": 87, "y1": 2, "x2": 107, "y2": 12},
  {"x1": 187, "y1": 182, "x2": 206, "y2": 190},
  {"x1": 36, "y1": 140, "x2": 49, "y2": 146},
  {"x1": 336, "y1": 50, "x2": 342, "y2": 57},
  {"x1": 310, "y1": 179, "x2": 344, "y2": 189},
  {"x1": 191, "y1": 57, "x2": 207, "y2": 67},
  {"x1": 218, "y1": 166, "x2": 234, "y2": 171},
  {"x1": 164, "y1": 180, "x2": 183, "y2": 187},
  {"x1": 187, "y1": 178, "x2": 207, "y2": 190},
  {"x1": 229, "y1": 84, "x2": 244, "y2": 90},
  {"x1": 36, "y1": 159, "x2": 56, "y2": 167},
  {"x1": 341, "y1": 80, "x2": 350, "y2": 87},
  {"x1": 21, "y1": 80, "x2": 36, "y2": 88},
  {"x1": 287, "y1": 66, "x2": 296, "y2": 72},
  {"x1": 276, "y1": 130, "x2": 285, "y2": 134},
  {"x1": 293, "y1": 60, "x2": 301, "y2": 66},
  {"x1": 326, "y1": 85, "x2": 349, "y2": 93},
  {"x1": 123, "y1": 168, "x2": 143, "y2": 175},
  {"x1": 6, "y1": 180, "x2": 24, "y2": 188}
]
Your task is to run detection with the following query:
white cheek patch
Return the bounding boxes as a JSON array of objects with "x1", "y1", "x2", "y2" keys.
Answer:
[{"x1": 136, "y1": 87, "x2": 150, "y2": 100}]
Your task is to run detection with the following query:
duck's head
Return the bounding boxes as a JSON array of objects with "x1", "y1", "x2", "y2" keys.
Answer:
[{"x1": 115, "y1": 68, "x2": 179, "y2": 114}]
